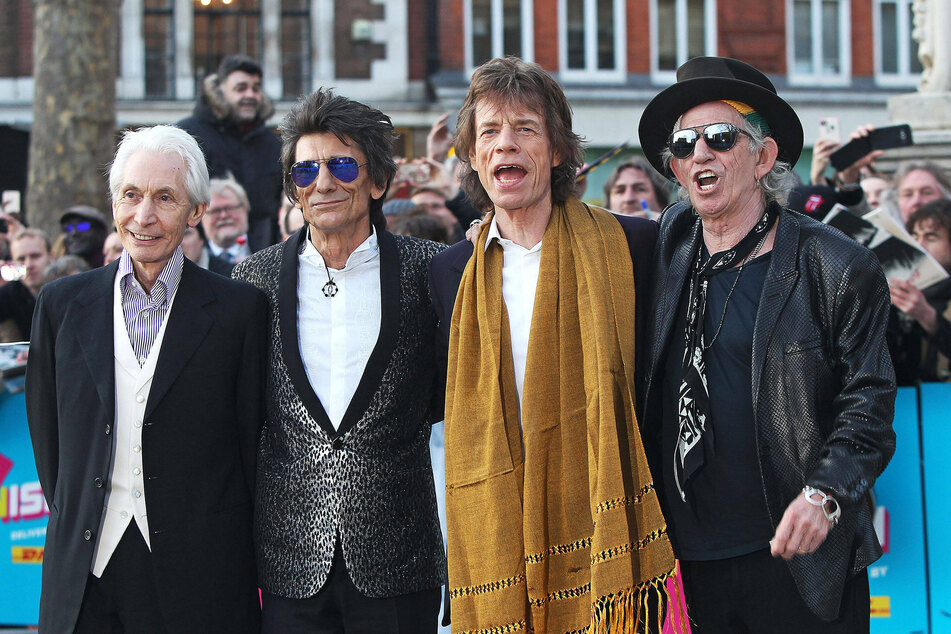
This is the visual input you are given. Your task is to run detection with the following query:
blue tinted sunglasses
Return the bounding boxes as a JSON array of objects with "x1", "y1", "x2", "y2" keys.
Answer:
[
  {"x1": 64, "y1": 221, "x2": 92, "y2": 233},
  {"x1": 291, "y1": 157, "x2": 367, "y2": 187}
]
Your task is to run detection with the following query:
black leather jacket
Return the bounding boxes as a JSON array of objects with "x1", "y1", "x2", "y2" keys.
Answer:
[{"x1": 643, "y1": 202, "x2": 897, "y2": 621}]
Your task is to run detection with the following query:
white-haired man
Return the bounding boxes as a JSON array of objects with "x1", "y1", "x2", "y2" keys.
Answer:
[{"x1": 26, "y1": 125, "x2": 267, "y2": 633}]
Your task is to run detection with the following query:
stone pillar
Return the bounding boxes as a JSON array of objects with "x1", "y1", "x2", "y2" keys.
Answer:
[
  {"x1": 174, "y1": 0, "x2": 194, "y2": 100},
  {"x1": 262, "y1": 0, "x2": 283, "y2": 99},
  {"x1": 118, "y1": 0, "x2": 145, "y2": 99}
]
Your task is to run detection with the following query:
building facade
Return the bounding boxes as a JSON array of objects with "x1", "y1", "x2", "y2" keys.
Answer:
[{"x1": 0, "y1": 0, "x2": 923, "y2": 196}]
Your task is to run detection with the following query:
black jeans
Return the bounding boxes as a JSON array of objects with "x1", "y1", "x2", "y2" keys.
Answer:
[{"x1": 680, "y1": 548, "x2": 870, "y2": 634}]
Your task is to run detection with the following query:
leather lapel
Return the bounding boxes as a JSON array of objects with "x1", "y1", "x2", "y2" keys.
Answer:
[
  {"x1": 335, "y1": 231, "x2": 400, "y2": 437},
  {"x1": 278, "y1": 228, "x2": 337, "y2": 437},
  {"x1": 651, "y1": 218, "x2": 700, "y2": 376},
  {"x1": 74, "y1": 262, "x2": 120, "y2": 413},
  {"x1": 146, "y1": 259, "x2": 214, "y2": 419},
  {"x1": 750, "y1": 211, "x2": 800, "y2": 412}
]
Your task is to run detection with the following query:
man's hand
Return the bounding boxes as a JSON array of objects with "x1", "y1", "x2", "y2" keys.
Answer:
[
  {"x1": 836, "y1": 124, "x2": 884, "y2": 186},
  {"x1": 427, "y1": 113, "x2": 453, "y2": 163},
  {"x1": 891, "y1": 280, "x2": 939, "y2": 334},
  {"x1": 465, "y1": 219, "x2": 483, "y2": 245},
  {"x1": 770, "y1": 492, "x2": 831, "y2": 560},
  {"x1": 810, "y1": 137, "x2": 839, "y2": 185}
]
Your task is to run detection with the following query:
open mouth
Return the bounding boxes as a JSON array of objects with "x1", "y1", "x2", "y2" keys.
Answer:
[
  {"x1": 132, "y1": 232, "x2": 158, "y2": 242},
  {"x1": 494, "y1": 165, "x2": 527, "y2": 184},
  {"x1": 696, "y1": 170, "x2": 718, "y2": 192}
]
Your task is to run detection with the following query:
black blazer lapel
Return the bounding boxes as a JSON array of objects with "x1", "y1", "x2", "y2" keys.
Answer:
[
  {"x1": 279, "y1": 227, "x2": 337, "y2": 437},
  {"x1": 751, "y1": 212, "x2": 800, "y2": 412},
  {"x1": 336, "y1": 231, "x2": 400, "y2": 437},
  {"x1": 74, "y1": 263, "x2": 120, "y2": 415},
  {"x1": 651, "y1": 220, "x2": 699, "y2": 376},
  {"x1": 146, "y1": 260, "x2": 214, "y2": 419}
]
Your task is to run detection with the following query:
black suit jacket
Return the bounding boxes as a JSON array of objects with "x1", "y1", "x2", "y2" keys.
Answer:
[
  {"x1": 26, "y1": 258, "x2": 267, "y2": 633},
  {"x1": 428, "y1": 210, "x2": 658, "y2": 408}
]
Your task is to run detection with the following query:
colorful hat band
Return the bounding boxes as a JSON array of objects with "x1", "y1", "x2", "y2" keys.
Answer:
[{"x1": 721, "y1": 100, "x2": 770, "y2": 135}]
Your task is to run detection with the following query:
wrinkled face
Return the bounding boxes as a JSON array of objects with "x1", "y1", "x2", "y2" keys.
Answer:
[
  {"x1": 294, "y1": 132, "x2": 381, "y2": 238},
  {"x1": 898, "y1": 169, "x2": 945, "y2": 221},
  {"x1": 861, "y1": 177, "x2": 890, "y2": 209},
  {"x1": 112, "y1": 150, "x2": 204, "y2": 275},
  {"x1": 180, "y1": 226, "x2": 204, "y2": 263},
  {"x1": 202, "y1": 188, "x2": 249, "y2": 248},
  {"x1": 10, "y1": 235, "x2": 51, "y2": 292},
  {"x1": 221, "y1": 70, "x2": 262, "y2": 124},
  {"x1": 911, "y1": 218, "x2": 951, "y2": 271},
  {"x1": 669, "y1": 101, "x2": 775, "y2": 222},
  {"x1": 101, "y1": 232, "x2": 124, "y2": 265},
  {"x1": 411, "y1": 190, "x2": 456, "y2": 231},
  {"x1": 470, "y1": 98, "x2": 560, "y2": 217},
  {"x1": 609, "y1": 167, "x2": 661, "y2": 216}
]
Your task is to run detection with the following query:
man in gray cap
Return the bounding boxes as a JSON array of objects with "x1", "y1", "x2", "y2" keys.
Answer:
[
  {"x1": 638, "y1": 56, "x2": 896, "y2": 632},
  {"x1": 60, "y1": 205, "x2": 108, "y2": 268}
]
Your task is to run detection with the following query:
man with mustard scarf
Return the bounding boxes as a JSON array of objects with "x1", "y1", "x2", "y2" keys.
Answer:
[{"x1": 429, "y1": 56, "x2": 677, "y2": 633}]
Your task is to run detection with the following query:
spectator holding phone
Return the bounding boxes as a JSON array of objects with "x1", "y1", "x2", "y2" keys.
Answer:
[{"x1": 808, "y1": 123, "x2": 883, "y2": 217}]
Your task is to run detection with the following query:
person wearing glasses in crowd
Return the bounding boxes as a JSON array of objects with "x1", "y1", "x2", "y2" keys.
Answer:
[
  {"x1": 429, "y1": 56, "x2": 674, "y2": 633},
  {"x1": 60, "y1": 205, "x2": 109, "y2": 268},
  {"x1": 202, "y1": 177, "x2": 255, "y2": 266},
  {"x1": 637, "y1": 57, "x2": 896, "y2": 633},
  {"x1": 231, "y1": 89, "x2": 447, "y2": 632}
]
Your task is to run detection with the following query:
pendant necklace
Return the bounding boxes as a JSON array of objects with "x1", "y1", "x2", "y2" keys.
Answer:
[
  {"x1": 703, "y1": 230, "x2": 767, "y2": 349},
  {"x1": 322, "y1": 265, "x2": 338, "y2": 298}
]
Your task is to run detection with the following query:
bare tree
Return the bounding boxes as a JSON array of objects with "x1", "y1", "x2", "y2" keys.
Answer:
[{"x1": 27, "y1": 0, "x2": 120, "y2": 235}]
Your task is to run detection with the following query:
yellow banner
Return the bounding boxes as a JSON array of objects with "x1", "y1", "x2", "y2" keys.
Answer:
[
  {"x1": 11, "y1": 546, "x2": 44, "y2": 564},
  {"x1": 870, "y1": 595, "x2": 891, "y2": 618}
]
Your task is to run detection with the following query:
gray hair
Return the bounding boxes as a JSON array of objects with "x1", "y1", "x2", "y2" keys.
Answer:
[
  {"x1": 892, "y1": 159, "x2": 951, "y2": 199},
  {"x1": 209, "y1": 176, "x2": 251, "y2": 211},
  {"x1": 109, "y1": 125, "x2": 210, "y2": 208},
  {"x1": 661, "y1": 115, "x2": 793, "y2": 207}
]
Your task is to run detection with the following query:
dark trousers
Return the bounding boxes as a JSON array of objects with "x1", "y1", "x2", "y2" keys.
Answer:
[
  {"x1": 261, "y1": 542, "x2": 440, "y2": 634},
  {"x1": 74, "y1": 524, "x2": 168, "y2": 634},
  {"x1": 680, "y1": 548, "x2": 870, "y2": 634}
]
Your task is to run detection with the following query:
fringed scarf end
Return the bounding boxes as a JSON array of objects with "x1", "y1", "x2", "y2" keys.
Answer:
[{"x1": 589, "y1": 567, "x2": 684, "y2": 634}]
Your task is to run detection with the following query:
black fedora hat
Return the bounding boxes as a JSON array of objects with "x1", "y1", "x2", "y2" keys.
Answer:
[{"x1": 638, "y1": 56, "x2": 803, "y2": 178}]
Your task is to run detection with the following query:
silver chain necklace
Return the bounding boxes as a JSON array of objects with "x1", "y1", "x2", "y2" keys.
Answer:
[{"x1": 702, "y1": 230, "x2": 768, "y2": 350}]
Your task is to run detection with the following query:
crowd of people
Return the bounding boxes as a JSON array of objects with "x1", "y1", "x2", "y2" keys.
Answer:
[{"x1": 12, "y1": 51, "x2": 950, "y2": 633}]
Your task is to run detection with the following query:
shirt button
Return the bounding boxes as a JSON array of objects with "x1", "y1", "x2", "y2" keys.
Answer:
[
  {"x1": 133, "y1": 490, "x2": 142, "y2": 498},
  {"x1": 133, "y1": 444, "x2": 141, "y2": 453},
  {"x1": 134, "y1": 420, "x2": 142, "y2": 429},
  {"x1": 120, "y1": 511, "x2": 128, "y2": 519},
  {"x1": 83, "y1": 529, "x2": 92, "y2": 541},
  {"x1": 105, "y1": 425, "x2": 111, "y2": 435},
  {"x1": 133, "y1": 468, "x2": 141, "y2": 476},
  {"x1": 94, "y1": 478, "x2": 103, "y2": 488},
  {"x1": 138, "y1": 356, "x2": 146, "y2": 364},
  {"x1": 136, "y1": 395, "x2": 145, "y2": 403}
]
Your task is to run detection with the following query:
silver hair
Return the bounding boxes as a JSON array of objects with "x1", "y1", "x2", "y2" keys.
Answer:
[
  {"x1": 661, "y1": 113, "x2": 793, "y2": 207},
  {"x1": 209, "y1": 175, "x2": 251, "y2": 211},
  {"x1": 109, "y1": 125, "x2": 210, "y2": 207}
]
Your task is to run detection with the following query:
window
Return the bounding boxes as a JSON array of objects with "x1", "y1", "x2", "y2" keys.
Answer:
[
  {"x1": 874, "y1": 0, "x2": 921, "y2": 85},
  {"x1": 651, "y1": 0, "x2": 716, "y2": 81},
  {"x1": 465, "y1": 0, "x2": 533, "y2": 71},
  {"x1": 787, "y1": 0, "x2": 850, "y2": 85},
  {"x1": 193, "y1": 0, "x2": 262, "y2": 84},
  {"x1": 559, "y1": 0, "x2": 625, "y2": 81},
  {"x1": 281, "y1": 0, "x2": 311, "y2": 99},
  {"x1": 144, "y1": 0, "x2": 175, "y2": 98}
]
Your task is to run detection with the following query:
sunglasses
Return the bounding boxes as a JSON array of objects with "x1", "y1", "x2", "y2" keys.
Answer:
[
  {"x1": 290, "y1": 157, "x2": 367, "y2": 187},
  {"x1": 64, "y1": 221, "x2": 92, "y2": 233},
  {"x1": 668, "y1": 123, "x2": 752, "y2": 159}
]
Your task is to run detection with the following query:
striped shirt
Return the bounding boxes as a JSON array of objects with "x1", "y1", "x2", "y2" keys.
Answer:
[{"x1": 118, "y1": 248, "x2": 184, "y2": 367}]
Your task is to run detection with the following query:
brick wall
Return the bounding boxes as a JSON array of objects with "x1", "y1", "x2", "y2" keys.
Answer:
[
  {"x1": 717, "y1": 0, "x2": 786, "y2": 74},
  {"x1": 850, "y1": 0, "x2": 874, "y2": 77},
  {"x1": 627, "y1": 0, "x2": 651, "y2": 74},
  {"x1": 0, "y1": 0, "x2": 34, "y2": 77},
  {"x1": 334, "y1": 0, "x2": 386, "y2": 79},
  {"x1": 437, "y1": 0, "x2": 464, "y2": 70}
]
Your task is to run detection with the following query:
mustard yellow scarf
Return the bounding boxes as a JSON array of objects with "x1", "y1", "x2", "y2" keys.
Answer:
[{"x1": 445, "y1": 199, "x2": 676, "y2": 633}]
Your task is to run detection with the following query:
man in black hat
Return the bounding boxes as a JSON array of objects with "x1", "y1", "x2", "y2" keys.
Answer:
[
  {"x1": 178, "y1": 55, "x2": 282, "y2": 249},
  {"x1": 638, "y1": 57, "x2": 896, "y2": 632},
  {"x1": 60, "y1": 205, "x2": 109, "y2": 268}
]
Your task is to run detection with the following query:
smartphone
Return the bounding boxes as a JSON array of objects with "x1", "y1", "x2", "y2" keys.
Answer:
[
  {"x1": 818, "y1": 117, "x2": 840, "y2": 143},
  {"x1": 830, "y1": 124, "x2": 913, "y2": 171},
  {"x1": 1, "y1": 190, "x2": 20, "y2": 214}
]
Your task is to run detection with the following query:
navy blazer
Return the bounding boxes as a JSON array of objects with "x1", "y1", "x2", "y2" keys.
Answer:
[
  {"x1": 26, "y1": 258, "x2": 267, "y2": 633},
  {"x1": 428, "y1": 210, "x2": 658, "y2": 410}
]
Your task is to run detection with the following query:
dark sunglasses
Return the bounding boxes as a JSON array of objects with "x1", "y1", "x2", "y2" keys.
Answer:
[
  {"x1": 668, "y1": 123, "x2": 752, "y2": 159},
  {"x1": 290, "y1": 157, "x2": 367, "y2": 187},
  {"x1": 64, "y1": 221, "x2": 92, "y2": 233}
]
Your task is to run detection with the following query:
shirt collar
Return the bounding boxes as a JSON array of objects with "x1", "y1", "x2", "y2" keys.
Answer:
[
  {"x1": 118, "y1": 247, "x2": 184, "y2": 306},
  {"x1": 484, "y1": 214, "x2": 543, "y2": 254},
  {"x1": 208, "y1": 237, "x2": 249, "y2": 258},
  {"x1": 300, "y1": 226, "x2": 379, "y2": 270}
]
